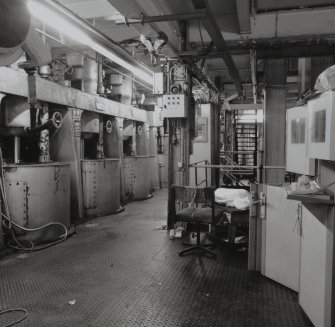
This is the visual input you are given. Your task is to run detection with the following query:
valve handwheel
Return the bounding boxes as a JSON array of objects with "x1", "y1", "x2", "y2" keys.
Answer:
[
  {"x1": 51, "y1": 112, "x2": 63, "y2": 129},
  {"x1": 105, "y1": 120, "x2": 113, "y2": 133}
]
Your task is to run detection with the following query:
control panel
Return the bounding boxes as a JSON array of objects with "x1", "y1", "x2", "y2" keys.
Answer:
[{"x1": 162, "y1": 94, "x2": 188, "y2": 118}]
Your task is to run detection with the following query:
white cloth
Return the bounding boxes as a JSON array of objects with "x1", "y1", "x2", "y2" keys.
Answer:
[{"x1": 215, "y1": 188, "x2": 250, "y2": 210}]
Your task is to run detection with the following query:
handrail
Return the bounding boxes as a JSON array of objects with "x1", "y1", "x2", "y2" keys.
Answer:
[
  {"x1": 189, "y1": 159, "x2": 209, "y2": 165},
  {"x1": 190, "y1": 159, "x2": 209, "y2": 187}
]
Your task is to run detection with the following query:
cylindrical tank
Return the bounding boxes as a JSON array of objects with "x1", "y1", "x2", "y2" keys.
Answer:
[
  {"x1": 3, "y1": 162, "x2": 71, "y2": 229},
  {"x1": 123, "y1": 156, "x2": 151, "y2": 200},
  {"x1": 83, "y1": 57, "x2": 98, "y2": 94},
  {"x1": 81, "y1": 159, "x2": 121, "y2": 217},
  {"x1": 0, "y1": 0, "x2": 31, "y2": 66}
]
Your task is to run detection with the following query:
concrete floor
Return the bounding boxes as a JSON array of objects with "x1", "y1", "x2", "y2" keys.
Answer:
[{"x1": 0, "y1": 190, "x2": 313, "y2": 327}]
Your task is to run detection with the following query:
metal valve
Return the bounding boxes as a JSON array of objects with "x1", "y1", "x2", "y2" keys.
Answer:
[
  {"x1": 105, "y1": 120, "x2": 113, "y2": 133},
  {"x1": 25, "y1": 111, "x2": 63, "y2": 135}
]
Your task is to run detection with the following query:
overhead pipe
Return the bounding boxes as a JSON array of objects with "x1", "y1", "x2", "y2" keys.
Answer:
[
  {"x1": 30, "y1": 0, "x2": 153, "y2": 80},
  {"x1": 115, "y1": 10, "x2": 207, "y2": 25}
]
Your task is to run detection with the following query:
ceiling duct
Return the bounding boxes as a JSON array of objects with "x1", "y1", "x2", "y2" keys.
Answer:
[{"x1": 0, "y1": 0, "x2": 31, "y2": 66}]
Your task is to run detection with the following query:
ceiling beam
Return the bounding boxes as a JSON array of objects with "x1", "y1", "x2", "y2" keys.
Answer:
[
  {"x1": 178, "y1": 36, "x2": 335, "y2": 59},
  {"x1": 190, "y1": 0, "x2": 243, "y2": 96},
  {"x1": 115, "y1": 10, "x2": 207, "y2": 25},
  {"x1": 236, "y1": 0, "x2": 251, "y2": 34}
]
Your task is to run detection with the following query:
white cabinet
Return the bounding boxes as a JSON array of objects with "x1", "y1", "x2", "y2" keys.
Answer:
[
  {"x1": 308, "y1": 91, "x2": 335, "y2": 160},
  {"x1": 286, "y1": 105, "x2": 315, "y2": 175}
]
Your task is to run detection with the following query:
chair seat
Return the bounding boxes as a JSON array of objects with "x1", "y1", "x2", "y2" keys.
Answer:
[{"x1": 176, "y1": 207, "x2": 224, "y2": 224}]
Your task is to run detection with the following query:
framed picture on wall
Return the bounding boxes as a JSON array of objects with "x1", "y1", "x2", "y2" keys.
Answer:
[{"x1": 194, "y1": 117, "x2": 208, "y2": 143}]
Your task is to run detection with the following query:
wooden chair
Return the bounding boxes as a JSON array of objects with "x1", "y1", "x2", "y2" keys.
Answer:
[{"x1": 170, "y1": 185, "x2": 225, "y2": 257}]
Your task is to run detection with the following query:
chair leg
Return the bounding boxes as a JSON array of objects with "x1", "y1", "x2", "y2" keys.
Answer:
[
  {"x1": 179, "y1": 245, "x2": 197, "y2": 256},
  {"x1": 178, "y1": 223, "x2": 216, "y2": 257},
  {"x1": 182, "y1": 241, "x2": 194, "y2": 246}
]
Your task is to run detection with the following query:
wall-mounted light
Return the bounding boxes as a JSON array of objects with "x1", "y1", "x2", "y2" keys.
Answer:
[{"x1": 27, "y1": 0, "x2": 154, "y2": 85}]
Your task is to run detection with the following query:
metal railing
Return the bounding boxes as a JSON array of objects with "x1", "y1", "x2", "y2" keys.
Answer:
[{"x1": 189, "y1": 160, "x2": 209, "y2": 187}]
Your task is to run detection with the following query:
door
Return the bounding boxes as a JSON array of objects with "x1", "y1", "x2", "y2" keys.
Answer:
[{"x1": 262, "y1": 185, "x2": 301, "y2": 291}]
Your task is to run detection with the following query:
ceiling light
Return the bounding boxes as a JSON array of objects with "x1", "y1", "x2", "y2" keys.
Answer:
[{"x1": 27, "y1": 0, "x2": 154, "y2": 85}]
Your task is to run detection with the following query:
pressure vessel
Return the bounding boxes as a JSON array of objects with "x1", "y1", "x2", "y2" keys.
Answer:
[{"x1": 83, "y1": 57, "x2": 98, "y2": 94}]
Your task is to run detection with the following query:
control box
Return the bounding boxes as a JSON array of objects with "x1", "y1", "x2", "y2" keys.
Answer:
[{"x1": 162, "y1": 94, "x2": 188, "y2": 118}]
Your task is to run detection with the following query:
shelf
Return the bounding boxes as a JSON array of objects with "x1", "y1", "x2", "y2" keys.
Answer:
[{"x1": 285, "y1": 190, "x2": 334, "y2": 205}]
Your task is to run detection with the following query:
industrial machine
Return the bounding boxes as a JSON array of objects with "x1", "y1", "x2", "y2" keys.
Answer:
[
  {"x1": 157, "y1": 63, "x2": 189, "y2": 119},
  {"x1": 122, "y1": 120, "x2": 152, "y2": 200},
  {"x1": 80, "y1": 111, "x2": 121, "y2": 217},
  {"x1": 0, "y1": 95, "x2": 70, "y2": 248}
]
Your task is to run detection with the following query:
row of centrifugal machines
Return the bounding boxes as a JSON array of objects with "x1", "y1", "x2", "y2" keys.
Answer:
[{"x1": 0, "y1": 80, "x2": 162, "y2": 248}]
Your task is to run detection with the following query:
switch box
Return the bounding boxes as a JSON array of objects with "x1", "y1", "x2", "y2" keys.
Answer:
[
  {"x1": 162, "y1": 94, "x2": 188, "y2": 118},
  {"x1": 153, "y1": 72, "x2": 166, "y2": 95}
]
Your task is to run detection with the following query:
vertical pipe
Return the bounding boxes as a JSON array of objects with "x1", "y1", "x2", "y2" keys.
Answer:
[
  {"x1": 167, "y1": 119, "x2": 175, "y2": 229},
  {"x1": 195, "y1": 166, "x2": 198, "y2": 186},
  {"x1": 14, "y1": 136, "x2": 20, "y2": 163}
]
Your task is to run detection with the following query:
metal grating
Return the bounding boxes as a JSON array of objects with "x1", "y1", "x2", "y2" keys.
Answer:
[{"x1": 0, "y1": 190, "x2": 313, "y2": 327}]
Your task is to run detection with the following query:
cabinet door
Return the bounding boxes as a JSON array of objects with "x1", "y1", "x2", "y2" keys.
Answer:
[
  {"x1": 299, "y1": 205, "x2": 329, "y2": 327},
  {"x1": 262, "y1": 185, "x2": 301, "y2": 292}
]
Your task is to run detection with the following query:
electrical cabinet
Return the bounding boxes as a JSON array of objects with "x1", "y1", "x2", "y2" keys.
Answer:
[
  {"x1": 162, "y1": 94, "x2": 188, "y2": 118},
  {"x1": 286, "y1": 105, "x2": 315, "y2": 175},
  {"x1": 308, "y1": 91, "x2": 335, "y2": 160}
]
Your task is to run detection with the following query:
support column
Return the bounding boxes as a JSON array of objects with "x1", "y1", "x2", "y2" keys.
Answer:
[
  {"x1": 264, "y1": 59, "x2": 287, "y2": 184},
  {"x1": 116, "y1": 117, "x2": 126, "y2": 202},
  {"x1": 298, "y1": 58, "x2": 312, "y2": 94},
  {"x1": 69, "y1": 108, "x2": 84, "y2": 219},
  {"x1": 211, "y1": 103, "x2": 220, "y2": 188}
]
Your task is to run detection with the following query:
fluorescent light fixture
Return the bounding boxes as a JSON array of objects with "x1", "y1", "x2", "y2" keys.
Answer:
[{"x1": 27, "y1": 0, "x2": 154, "y2": 85}]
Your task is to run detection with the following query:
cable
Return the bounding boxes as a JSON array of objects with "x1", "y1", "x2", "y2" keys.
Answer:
[
  {"x1": 0, "y1": 308, "x2": 28, "y2": 327},
  {"x1": 1, "y1": 213, "x2": 68, "y2": 252},
  {"x1": 0, "y1": 147, "x2": 68, "y2": 252}
]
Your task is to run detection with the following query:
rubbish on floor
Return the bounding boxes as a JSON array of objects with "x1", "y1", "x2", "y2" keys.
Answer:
[
  {"x1": 174, "y1": 227, "x2": 184, "y2": 238},
  {"x1": 169, "y1": 229, "x2": 175, "y2": 239},
  {"x1": 68, "y1": 300, "x2": 76, "y2": 305},
  {"x1": 154, "y1": 225, "x2": 167, "y2": 230}
]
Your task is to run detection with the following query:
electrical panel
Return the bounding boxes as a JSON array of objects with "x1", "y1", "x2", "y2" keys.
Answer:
[
  {"x1": 286, "y1": 105, "x2": 315, "y2": 175},
  {"x1": 162, "y1": 94, "x2": 188, "y2": 118},
  {"x1": 308, "y1": 91, "x2": 335, "y2": 160}
]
